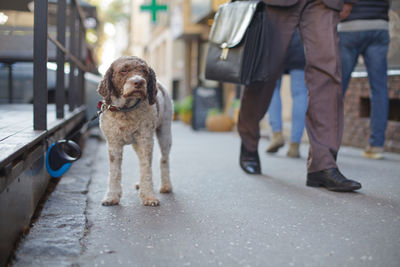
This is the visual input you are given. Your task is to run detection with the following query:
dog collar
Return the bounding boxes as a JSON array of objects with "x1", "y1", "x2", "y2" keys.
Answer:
[{"x1": 97, "y1": 99, "x2": 142, "y2": 113}]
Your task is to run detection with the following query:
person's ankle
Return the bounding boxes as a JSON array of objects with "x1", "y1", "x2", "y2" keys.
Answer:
[
  {"x1": 266, "y1": 132, "x2": 284, "y2": 153},
  {"x1": 287, "y1": 142, "x2": 300, "y2": 158},
  {"x1": 363, "y1": 145, "x2": 384, "y2": 159}
]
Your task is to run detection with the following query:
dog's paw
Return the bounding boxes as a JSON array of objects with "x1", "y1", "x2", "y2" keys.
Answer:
[
  {"x1": 159, "y1": 184, "x2": 173, "y2": 193},
  {"x1": 101, "y1": 192, "x2": 121, "y2": 206},
  {"x1": 141, "y1": 196, "x2": 160, "y2": 206},
  {"x1": 101, "y1": 198, "x2": 120, "y2": 206}
]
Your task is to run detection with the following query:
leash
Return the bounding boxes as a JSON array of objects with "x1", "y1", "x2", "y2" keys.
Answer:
[
  {"x1": 66, "y1": 99, "x2": 143, "y2": 140},
  {"x1": 46, "y1": 99, "x2": 142, "y2": 178}
]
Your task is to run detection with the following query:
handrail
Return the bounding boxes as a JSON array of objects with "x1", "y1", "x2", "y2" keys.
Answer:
[
  {"x1": 47, "y1": 34, "x2": 89, "y2": 72},
  {"x1": 33, "y1": 0, "x2": 92, "y2": 129},
  {"x1": 33, "y1": 0, "x2": 48, "y2": 130},
  {"x1": 73, "y1": 0, "x2": 88, "y2": 31}
]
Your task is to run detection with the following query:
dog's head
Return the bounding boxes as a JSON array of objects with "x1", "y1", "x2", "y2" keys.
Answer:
[{"x1": 97, "y1": 56, "x2": 157, "y2": 105}]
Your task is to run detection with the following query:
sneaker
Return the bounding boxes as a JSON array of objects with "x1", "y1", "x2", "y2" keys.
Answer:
[
  {"x1": 266, "y1": 132, "x2": 284, "y2": 153},
  {"x1": 362, "y1": 145, "x2": 384, "y2": 160},
  {"x1": 287, "y1": 142, "x2": 300, "y2": 158}
]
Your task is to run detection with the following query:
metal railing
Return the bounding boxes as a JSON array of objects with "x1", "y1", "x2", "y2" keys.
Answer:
[{"x1": 33, "y1": 0, "x2": 89, "y2": 130}]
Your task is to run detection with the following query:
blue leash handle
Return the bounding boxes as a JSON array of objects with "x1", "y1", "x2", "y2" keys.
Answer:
[{"x1": 46, "y1": 142, "x2": 73, "y2": 178}]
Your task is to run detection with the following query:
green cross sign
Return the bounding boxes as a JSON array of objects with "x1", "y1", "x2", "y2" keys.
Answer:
[{"x1": 140, "y1": 0, "x2": 168, "y2": 23}]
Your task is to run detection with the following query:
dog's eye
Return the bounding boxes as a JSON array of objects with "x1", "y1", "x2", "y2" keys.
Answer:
[{"x1": 121, "y1": 69, "x2": 128, "y2": 74}]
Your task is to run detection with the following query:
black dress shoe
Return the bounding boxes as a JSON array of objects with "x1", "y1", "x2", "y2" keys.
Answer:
[
  {"x1": 240, "y1": 143, "x2": 261, "y2": 174},
  {"x1": 307, "y1": 168, "x2": 361, "y2": 192}
]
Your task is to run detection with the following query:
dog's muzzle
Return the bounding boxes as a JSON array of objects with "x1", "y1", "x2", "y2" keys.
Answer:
[{"x1": 123, "y1": 75, "x2": 147, "y2": 98}]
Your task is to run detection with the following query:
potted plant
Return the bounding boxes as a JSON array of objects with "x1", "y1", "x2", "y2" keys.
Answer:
[
  {"x1": 205, "y1": 108, "x2": 234, "y2": 132},
  {"x1": 231, "y1": 99, "x2": 241, "y2": 125},
  {"x1": 177, "y1": 96, "x2": 193, "y2": 125}
]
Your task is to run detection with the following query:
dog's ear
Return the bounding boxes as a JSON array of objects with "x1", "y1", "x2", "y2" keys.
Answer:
[
  {"x1": 97, "y1": 66, "x2": 114, "y2": 104},
  {"x1": 147, "y1": 67, "x2": 157, "y2": 105}
]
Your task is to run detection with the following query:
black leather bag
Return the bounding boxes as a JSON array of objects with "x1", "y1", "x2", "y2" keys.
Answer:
[{"x1": 205, "y1": 0, "x2": 270, "y2": 85}]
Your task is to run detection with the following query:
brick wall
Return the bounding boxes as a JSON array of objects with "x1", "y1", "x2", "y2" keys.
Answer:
[{"x1": 343, "y1": 75, "x2": 400, "y2": 152}]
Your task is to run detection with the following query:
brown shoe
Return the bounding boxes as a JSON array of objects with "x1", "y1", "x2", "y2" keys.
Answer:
[
  {"x1": 287, "y1": 142, "x2": 300, "y2": 158},
  {"x1": 362, "y1": 145, "x2": 384, "y2": 160},
  {"x1": 266, "y1": 132, "x2": 284, "y2": 153}
]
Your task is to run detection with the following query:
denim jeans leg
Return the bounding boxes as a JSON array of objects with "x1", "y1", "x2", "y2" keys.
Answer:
[
  {"x1": 289, "y1": 69, "x2": 308, "y2": 143},
  {"x1": 363, "y1": 30, "x2": 389, "y2": 147},
  {"x1": 339, "y1": 32, "x2": 360, "y2": 96},
  {"x1": 268, "y1": 76, "x2": 283, "y2": 133}
]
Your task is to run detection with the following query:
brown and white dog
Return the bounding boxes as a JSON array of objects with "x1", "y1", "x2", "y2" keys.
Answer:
[{"x1": 97, "y1": 56, "x2": 173, "y2": 206}]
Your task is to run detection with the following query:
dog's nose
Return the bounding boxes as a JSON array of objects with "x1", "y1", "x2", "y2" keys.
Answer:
[{"x1": 127, "y1": 76, "x2": 145, "y2": 88}]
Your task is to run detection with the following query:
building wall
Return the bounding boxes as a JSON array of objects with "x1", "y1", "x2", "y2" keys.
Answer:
[
  {"x1": 342, "y1": 74, "x2": 400, "y2": 152},
  {"x1": 128, "y1": 0, "x2": 232, "y2": 101},
  {"x1": 145, "y1": 27, "x2": 173, "y2": 89},
  {"x1": 129, "y1": 0, "x2": 173, "y2": 93},
  {"x1": 130, "y1": 0, "x2": 151, "y2": 58}
]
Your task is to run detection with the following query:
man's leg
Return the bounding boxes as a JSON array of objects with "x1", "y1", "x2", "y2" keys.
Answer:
[
  {"x1": 238, "y1": 6, "x2": 298, "y2": 153},
  {"x1": 299, "y1": 0, "x2": 361, "y2": 191},
  {"x1": 300, "y1": 0, "x2": 343, "y2": 173},
  {"x1": 238, "y1": 5, "x2": 300, "y2": 174},
  {"x1": 284, "y1": 69, "x2": 308, "y2": 158},
  {"x1": 289, "y1": 69, "x2": 307, "y2": 144},
  {"x1": 266, "y1": 76, "x2": 286, "y2": 153},
  {"x1": 268, "y1": 77, "x2": 283, "y2": 134},
  {"x1": 339, "y1": 31, "x2": 361, "y2": 96},
  {"x1": 239, "y1": 80, "x2": 277, "y2": 174},
  {"x1": 362, "y1": 30, "x2": 389, "y2": 148}
]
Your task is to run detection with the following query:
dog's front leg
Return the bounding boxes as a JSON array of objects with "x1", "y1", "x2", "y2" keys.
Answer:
[
  {"x1": 134, "y1": 134, "x2": 159, "y2": 206},
  {"x1": 102, "y1": 143, "x2": 123, "y2": 206}
]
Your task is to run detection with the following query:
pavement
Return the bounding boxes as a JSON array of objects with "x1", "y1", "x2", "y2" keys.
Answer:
[{"x1": 12, "y1": 122, "x2": 400, "y2": 267}]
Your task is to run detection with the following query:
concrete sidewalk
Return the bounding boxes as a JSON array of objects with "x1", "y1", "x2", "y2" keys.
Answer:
[{"x1": 13, "y1": 122, "x2": 400, "y2": 267}]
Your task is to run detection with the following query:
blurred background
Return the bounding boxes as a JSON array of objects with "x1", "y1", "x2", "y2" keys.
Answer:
[
  {"x1": 0, "y1": 0, "x2": 400, "y2": 150},
  {"x1": 1, "y1": 2, "x2": 400, "y2": 266}
]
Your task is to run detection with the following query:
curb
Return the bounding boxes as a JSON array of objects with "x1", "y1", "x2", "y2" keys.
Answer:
[{"x1": 12, "y1": 136, "x2": 100, "y2": 267}]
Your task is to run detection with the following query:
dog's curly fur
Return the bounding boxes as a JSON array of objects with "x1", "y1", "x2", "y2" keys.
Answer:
[{"x1": 97, "y1": 56, "x2": 173, "y2": 206}]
